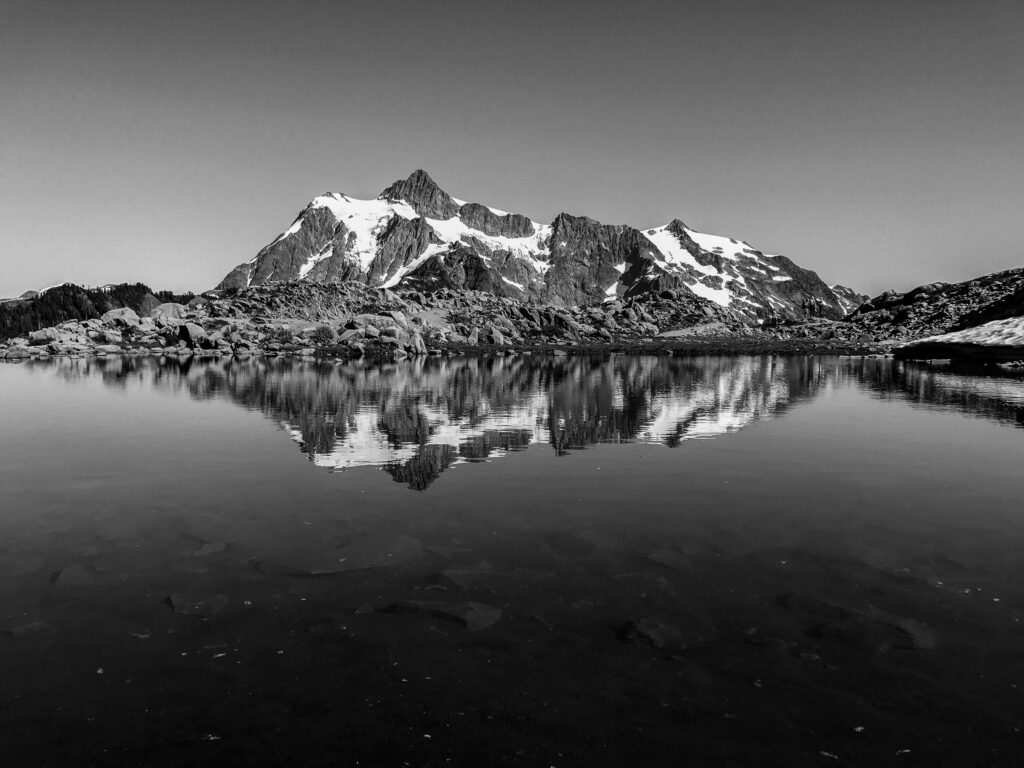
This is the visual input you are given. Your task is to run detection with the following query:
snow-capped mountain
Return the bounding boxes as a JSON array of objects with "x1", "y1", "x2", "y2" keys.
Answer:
[{"x1": 218, "y1": 170, "x2": 861, "y2": 321}]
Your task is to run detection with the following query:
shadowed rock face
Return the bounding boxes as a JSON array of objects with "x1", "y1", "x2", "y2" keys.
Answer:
[
  {"x1": 217, "y1": 171, "x2": 855, "y2": 322},
  {"x1": 367, "y1": 216, "x2": 437, "y2": 286},
  {"x1": 457, "y1": 203, "x2": 534, "y2": 239},
  {"x1": 543, "y1": 214, "x2": 659, "y2": 307},
  {"x1": 830, "y1": 284, "x2": 870, "y2": 315}
]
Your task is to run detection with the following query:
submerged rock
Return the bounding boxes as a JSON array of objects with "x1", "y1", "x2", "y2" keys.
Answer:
[
  {"x1": 382, "y1": 600, "x2": 503, "y2": 631},
  {"x1": 50, "y1": 564, "x2": 94, "y2": 588},
  {"x1": 614, "y1": 619, "x2": 685, "y2": 650},
  {"x1": 167, "y1": 593, "x2": 230, "y2": 618},
  {"x1": 260, "y1": 534, "x2": 423, "y2": 576},
  {"x1": 192, "y1": 540, "x2": 228, "y2": 557},
  {"x1": 3, "y1": 619, "x2": 55, "y2": 638},
  {"x1": 648, "y1": 549, "x2": 693, "y2": 571},
  {"x1": 441, "y1": 568, "x2": 550, "y2": 594}
]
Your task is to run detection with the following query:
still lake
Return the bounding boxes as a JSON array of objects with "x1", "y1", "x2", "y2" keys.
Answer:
[{"x1": 1, "y1": 354, "x2": 1022, "y2": 767}]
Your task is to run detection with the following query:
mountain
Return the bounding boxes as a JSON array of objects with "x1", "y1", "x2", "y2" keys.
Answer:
[{"x1": 218, "y1": 170, "x2": 857, "y2": 322}]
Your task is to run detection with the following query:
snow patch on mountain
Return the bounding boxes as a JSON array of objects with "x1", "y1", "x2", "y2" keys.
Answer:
[
  {"x1": 642, "y1": 227, "x2": 718, "y2": 277},
  {"x1": 423, "y1": 214, "x2": 548, "y2": 265},
  {"x1": 381, "y1": 242, "x2": 450, "y2": 289},
  {"x1": 686, "y1": 230, "x2": 755, "y2": 260},
  {"x1": 298, "y1": 243, "x2": 333, "y2": 279},
  {"x1": 686, "y1": 281, "x2": 733, "y2": 307}
]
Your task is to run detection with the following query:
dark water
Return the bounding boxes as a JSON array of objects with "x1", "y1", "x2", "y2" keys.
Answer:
[{"x1": 1, "y1": 354, "x2": 1022, "y2": 767}]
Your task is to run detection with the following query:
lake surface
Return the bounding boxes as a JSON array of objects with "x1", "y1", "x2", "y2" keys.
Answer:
[{"x1": 1, "y1": 354, "x2": 1022, "y2": 767}]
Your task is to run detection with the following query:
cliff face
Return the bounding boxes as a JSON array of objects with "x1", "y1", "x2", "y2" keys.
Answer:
[{"x1": 218, "y1": 171, "x2": 855, "y2": 322}]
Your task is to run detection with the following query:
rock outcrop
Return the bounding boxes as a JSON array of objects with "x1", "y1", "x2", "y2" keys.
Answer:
[{"x1": 847, "y1": 267, "x2": 1024, "y2": 342}]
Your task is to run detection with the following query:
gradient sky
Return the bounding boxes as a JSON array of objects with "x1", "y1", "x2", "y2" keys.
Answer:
[{"x1": 2, "y1": 0, "x2": 1022, "y2": 298}]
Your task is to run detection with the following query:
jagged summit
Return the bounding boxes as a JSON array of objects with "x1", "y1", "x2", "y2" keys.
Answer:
[
  {"x1": 218, "y1": 171, "x2": 858, "y2": 321},
  {"x1": 380, "y1": 170, "x2": 460, "y2": 219}
]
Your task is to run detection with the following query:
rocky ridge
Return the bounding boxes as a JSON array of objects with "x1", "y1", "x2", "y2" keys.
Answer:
[
  {"x1": 846, "y1": 267, "x2": 1024, "y2": 341},
  {"x1": 218, "y1": 170, "x2": 861, "y2": 323},
  {"x1": 840, "y1": 267, "x2": 1024, "y2": 363},
  {"x1": 0, "y1": 280, "x2": 883, "y2": 362},
  {"x1": 7, "y1": 262, "x2": 1024, "y2": 363}
]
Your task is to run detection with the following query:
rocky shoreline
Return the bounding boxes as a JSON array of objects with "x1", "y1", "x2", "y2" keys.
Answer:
[{"x1": 0, "y1": 281, "x2": 898, "y2": 362}]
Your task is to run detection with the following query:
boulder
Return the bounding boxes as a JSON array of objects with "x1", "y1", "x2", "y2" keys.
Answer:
[
  {"x1": 408, "y1": 331, "x2": 427, "y2": 355},
  {"x1": 28, "y1": 328, "x2": 60, "y2": 346},
  {"x1": 148, "y1": 303, "x2": 188, "y2": 325},
  {"x1": 100, "y1": 308, "x2": 140, "y2": 328},
  {"x1": 384, "y1": 310, "x2": 409, "y2": 328},
  {"x1": 178, "y1": 322, "x2": 208, "y2": 348},
  {"x1": 351, "y1": 313, "x2": 394, "y2": 328}
]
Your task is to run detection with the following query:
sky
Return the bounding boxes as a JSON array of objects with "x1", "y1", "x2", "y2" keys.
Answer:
[{"x1": 2, "y1": 0, "x2": 1022, "y2": 298}]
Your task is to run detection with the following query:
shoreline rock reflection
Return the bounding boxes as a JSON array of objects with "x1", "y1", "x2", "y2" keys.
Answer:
[{"x1": 855, "y1": 359, "x2": 1024, "y2": 428}]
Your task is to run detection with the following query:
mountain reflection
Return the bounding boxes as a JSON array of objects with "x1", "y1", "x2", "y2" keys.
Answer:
[
  {"x1": 26, "y1": 354, "x2": 1022, "y2": 489},
  {"x1": 33, "y1": 354, "x2": 835, "y2": 489}
]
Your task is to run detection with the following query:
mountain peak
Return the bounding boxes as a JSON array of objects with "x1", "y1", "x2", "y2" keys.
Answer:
[
  {"x1": 217, "y1": 171, "x2": 859, "y2": 322},
  {"x1": 380, "y1": 170, "x2": 460, "y2": 219}
]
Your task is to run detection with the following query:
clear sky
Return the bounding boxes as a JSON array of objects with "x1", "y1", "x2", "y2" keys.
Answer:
[{"x1": 2, "y1": 0, "x2": 1022, "y2": 298}]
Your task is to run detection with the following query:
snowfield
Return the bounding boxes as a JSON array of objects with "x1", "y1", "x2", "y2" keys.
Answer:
[{"x1": 911, "y1": 317, "x2": 1024, "y2": 347}]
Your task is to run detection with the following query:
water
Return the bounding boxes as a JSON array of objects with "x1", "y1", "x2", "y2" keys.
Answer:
[{"x1": 1, "y1": 355, "x2": 1022, "y2": 766}]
